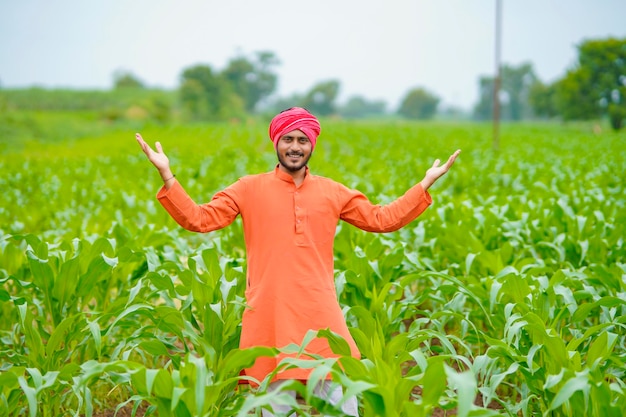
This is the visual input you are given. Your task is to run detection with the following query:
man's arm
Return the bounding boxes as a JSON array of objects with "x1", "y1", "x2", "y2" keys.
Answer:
[
  {"x1": 339, "y1": 149, "x2": 461, "y2": 233},
  {"x1": 419, "y1": 149, "x2": 461, "y2": 191},
  {"x1": 136, "y1": 133, "x2": 176, "y2": 189},
  {"x1": 135, "y1": 132, "x2": 241, "y2": 232}
]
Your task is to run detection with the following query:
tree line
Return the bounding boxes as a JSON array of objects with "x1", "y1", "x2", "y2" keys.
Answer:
[
  {"x1": 114, "y1": 53, "x2": 439, "y2": 121},
  {"x1": 473, "y1": 37, "x2": 626, "y2": 130},
  {"x1": 2, "y1": 37, "x2": 624, "y2": 130}
]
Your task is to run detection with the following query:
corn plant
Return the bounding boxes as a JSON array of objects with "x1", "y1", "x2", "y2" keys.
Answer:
[{"x1": 1, "y1": 119, "x2": 625, "y2": 415}]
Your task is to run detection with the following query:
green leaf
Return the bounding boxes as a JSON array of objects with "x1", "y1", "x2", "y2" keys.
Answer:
[
  {"x1": 17, "y1": 303, "x2": 45, "y2": 367},
  {"x1": 105, "y1": 303, "x2": 154, "y2": 334},
  {"x1": 148, "y1": 271, "x2": 176, "y2": 294},
  {"x1": 0, "y1": 371, "x2": 19, "y2": 389},
  {"x1": 201, "y1": 247, "x2": 223, "y2": 283},
  {"x1": 77, "y1": 254, "x2": 114, "y2": 297},
  {"x1": 87, "y1": 318, "x2": 102, "y2": 358},
  {"x1": 421, "y1": 359, "x2": 446, "y2": 407},
  {"x1": 445, "y1": 365, "x2": 476, "y2": 417},
  {"x1": 548, "y1": 370, "x2": 590, "y2": 411},
  {"x1": 140, "y1": 339, "x2": 171, "y2": 357},
  {"x1": 26, "y1": 250, "x2": 55, "y2": 293},
  {"x1": 572, "y1": 296, "x2": 626, "y2": 322},
  {"x1": 171, "y1": 386, "x2": 188, "y2": 412},
  {"x1": 17, "y1": 375, "x2": 38, "y2": 417},
  {"x1": 318, "y1": 328, "x2": 353, "y2": 357},
  {"x1": 586, "y1": 331, "x2": 617, "y2": 370},
  {"x1": 45, "y1": 314, "x2": 78, "y2": 358},
  {"x1": 218, "y1": 346, "x2": 277, "y2": 380},
  {"x1": 52, "y1": 255, "x2": 80, "y2": 316}
]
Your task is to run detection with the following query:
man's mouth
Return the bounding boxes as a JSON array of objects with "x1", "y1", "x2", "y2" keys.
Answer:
[{"x1": 286, "y1": 153, "x2": 303, "y2": 158}]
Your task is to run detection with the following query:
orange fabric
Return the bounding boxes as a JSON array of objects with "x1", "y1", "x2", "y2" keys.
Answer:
[{"x1": 157, "y1": 166, "x2": 432, "y2": 383}]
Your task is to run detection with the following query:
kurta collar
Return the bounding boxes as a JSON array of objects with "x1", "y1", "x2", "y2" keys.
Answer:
[{"x1": 274, "y1": 165, "x2": 309, "y2": 185}]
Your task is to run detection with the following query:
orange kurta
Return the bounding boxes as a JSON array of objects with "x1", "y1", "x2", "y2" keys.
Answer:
[{"x1": 157, "y1": 166, "x2": 432, "y2": 382}]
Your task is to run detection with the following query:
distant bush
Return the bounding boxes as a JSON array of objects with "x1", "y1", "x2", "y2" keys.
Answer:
[{"x1": 0, "y1": 87, "x2": 176, "y2": 124}]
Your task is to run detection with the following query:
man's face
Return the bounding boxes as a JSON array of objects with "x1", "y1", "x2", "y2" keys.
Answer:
[{"x1": 276, "y1": 129, "x2": 312, "y2": 173}]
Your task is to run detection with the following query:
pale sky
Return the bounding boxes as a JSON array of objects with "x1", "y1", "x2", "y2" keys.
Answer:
[{"x1": 1, "y1": 0, "x2": 624, "y2": 111}]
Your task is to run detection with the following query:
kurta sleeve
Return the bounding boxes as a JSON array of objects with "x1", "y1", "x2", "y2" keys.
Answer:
[
  {"x1": 156, "y1": 179, "x2": 244, "y2": 233},
  {"x1": 339, "y1": 183, "x2": 432, "y2": 233}
]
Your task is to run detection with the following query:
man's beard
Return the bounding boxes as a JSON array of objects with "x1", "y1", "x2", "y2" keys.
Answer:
[{"x1": 277, "y1": 150, "x2": 312, "y2": 172}]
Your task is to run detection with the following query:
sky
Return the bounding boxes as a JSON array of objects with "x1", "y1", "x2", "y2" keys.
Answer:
[{"x1": 1, "y1": 0, "x2": 625, "y2": 111}]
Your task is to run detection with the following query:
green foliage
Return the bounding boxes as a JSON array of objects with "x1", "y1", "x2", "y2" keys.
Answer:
[
  {"x1": 179, "y1": 51, "x2": 279, "y2": 119},
  {"x1": 113, "y1": 70, "x2": 145, "y2": 90},
  {"x1": 302, "y1": 80, "x2": 341, "y2": 116},
  {"x1": 501, "y1": 63, "x2": 538, "y2": 120},
  {"x1": 222, "y1": 51, "x2": 279, "y2": 112},
  {"x1": 473, "y1": 62, "x2": 537, "y2": 121},
  {"x1": 0, "y1": 88, "x2": 174, "y2": 136},
  {"x1": 0, "y1": 87, "x2": 174, "y2": 114},
  {"x1": 339, "y1": 96, "x2": 387, "y2": 119},
  {"x1": 555, "y1": 37, "x2": 626, "y2": 130},
  {"x1": 608, "y1": 102, "x2": 626, "y2": 130},
  {"x1": 529, "y1": 81, "x2": 558, "y2": 119},
  {"x1": 1, "y1": 118, "x2": 625, "y2": 415},
  {"x1": 398, "y1": 87, "x2": 440, "y2": 120},
  {"x1": 179, "y1": 65, "x2": 245, "y2": 121},
  {"x1": 555, "y1": 65, "x2": 602, "y2": 121}
]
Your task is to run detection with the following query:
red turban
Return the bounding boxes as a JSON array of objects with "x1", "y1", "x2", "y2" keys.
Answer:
[{"x1": 268, "y1": 107, "x2": 321, "y2": 150}]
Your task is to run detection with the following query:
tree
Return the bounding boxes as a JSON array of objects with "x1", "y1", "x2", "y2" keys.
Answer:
[
  {"x1": 473, "y1": 62, "x2": 537, "y2": 121},
  {"x1": 222, "y1": 51, "x2": 279, "y2": 112},
  {"x1": 554, "y1": 63, "x2": 602, "y2": 121},
  {"x1": 555, "y1": 37, "x2": 626, "y2": 130},
  {"x1": 113, "y1": 70, "x2": 144, "y2": 89},
  {"x1": 501, "y1": 63, "x2": 537, "y2": 120},
  {"x1": 398, "y1": 87, "x2": 439, "y2": 120},
  {"x1": 529, "y1": 80, "x2": 558, "y2": 119},
  {"x1": 302, "y1": 80, "x2": 341, "y2": 116},
  {"x1": 179, "y1": 65, "x2": 244, "y2": 121},
  {"x1": 339, "y1": 96, "x2": 387, "y2": 119},
  {"x1": 473, "y1": 76, "x2": 495, "y2": 121},
  {"x1": 266, "y1": 94, "x2": 306, "y2": 115}
]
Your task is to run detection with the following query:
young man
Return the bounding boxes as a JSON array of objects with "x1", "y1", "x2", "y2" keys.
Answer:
[{"x1": 136, "y1": 107, "x2": 460, "y2": 416}]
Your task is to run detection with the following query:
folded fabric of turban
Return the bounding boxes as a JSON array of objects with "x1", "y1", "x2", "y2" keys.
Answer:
[{"x1": 268, "y1": 107, "x2": 321, "y2": 150}]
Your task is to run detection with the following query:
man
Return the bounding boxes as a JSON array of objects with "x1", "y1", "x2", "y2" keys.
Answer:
[{"x1": 136, "y1": 107, "x2": 460, "y2": 416}]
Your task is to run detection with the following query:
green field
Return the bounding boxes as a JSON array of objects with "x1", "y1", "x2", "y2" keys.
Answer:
[{"x1": 1, "y1": 116, "x2": 625, "y2": 416}]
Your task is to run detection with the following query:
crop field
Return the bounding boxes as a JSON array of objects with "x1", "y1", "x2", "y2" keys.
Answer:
[{"x1": 0, "y1": 117, "x2": 625, "y2": 416}]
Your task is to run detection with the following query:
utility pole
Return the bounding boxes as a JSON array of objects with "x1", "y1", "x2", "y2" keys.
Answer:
[{"x1": 493, "y1": 0, "x2": 502, "y2": 151}]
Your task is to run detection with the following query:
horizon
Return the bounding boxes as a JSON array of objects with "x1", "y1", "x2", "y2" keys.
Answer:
[{"x1": 1, "y1": 0, "x2": 625, "y2": 111}]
